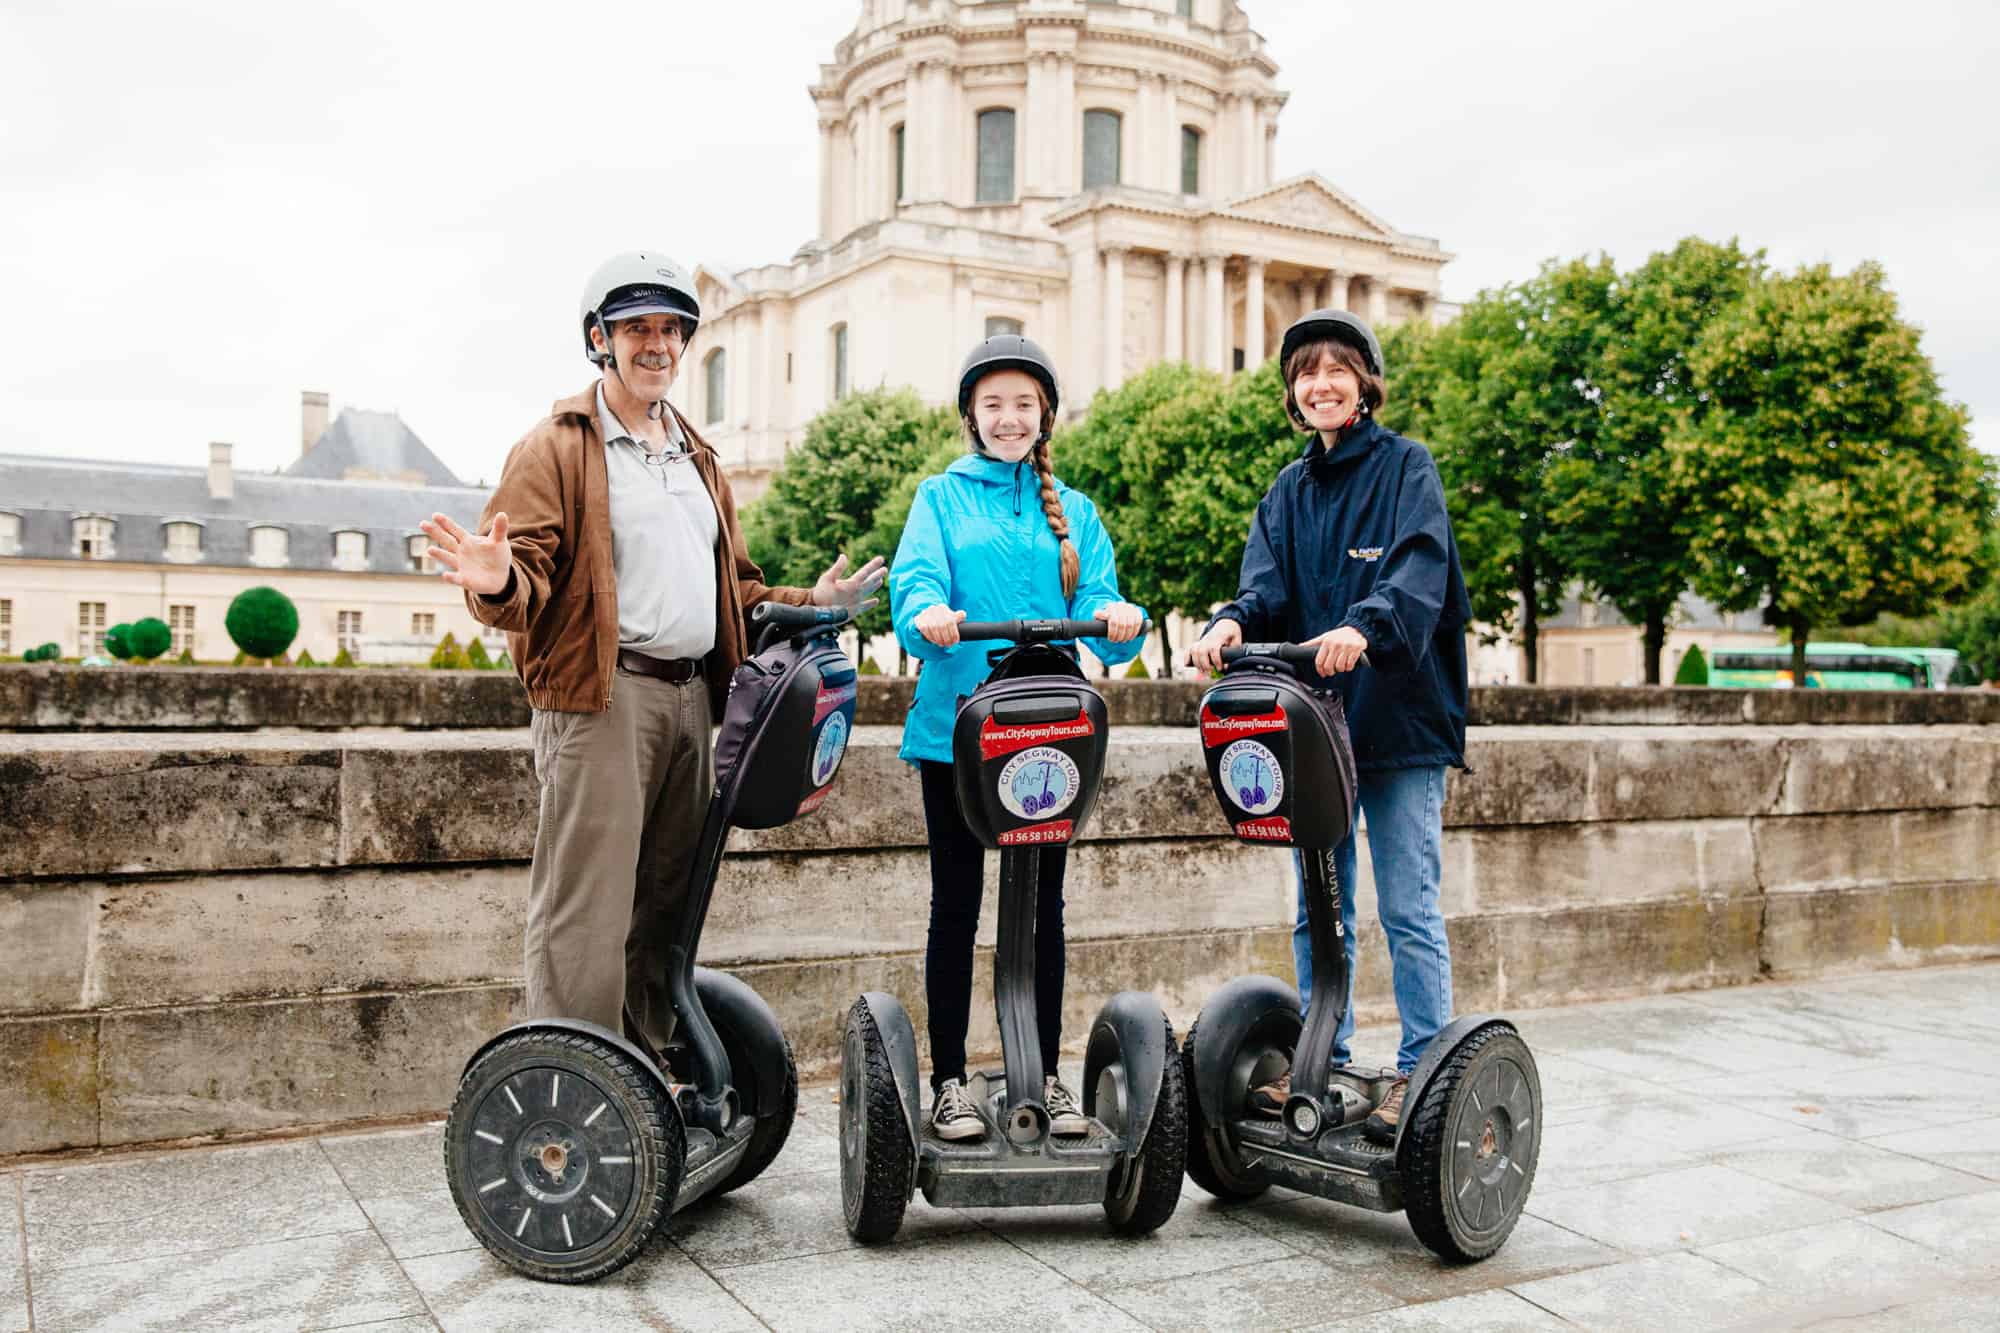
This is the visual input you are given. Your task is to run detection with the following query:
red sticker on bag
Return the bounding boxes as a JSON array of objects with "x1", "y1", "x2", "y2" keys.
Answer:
[
  {"x1": 997, "y1": 819, "x2": 1075, "y2": 846},
  {"x1": 796, "y1": 786, "x2": 833, "y2": 817},
  {"x1": 1234, "y1": 816, "x2": 1292, "y2": 842},
  {"x1": 1200, "y1": 704, "x2": 1287, "y2": 748},
  {"x1": 980, "y1": 711, "x2": 1094, "y2": 761},
  {"x1": 814, "y1": 680, "x2": 857, "y2": 724}
]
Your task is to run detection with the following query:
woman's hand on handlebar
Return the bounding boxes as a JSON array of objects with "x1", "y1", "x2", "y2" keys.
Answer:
[
  {"x1": 1184, "y1": 619, "x2": 1243, "y2": 675},
  {"x1": 1095, "y1": 602, "x2": 1145, "y2": 644},
  {"x1": 1309, "y1": 625, "x2": 1370, "y2": 677},
  {"x1": 914, "y1": 603, "x2": 968, "y2": 648}
]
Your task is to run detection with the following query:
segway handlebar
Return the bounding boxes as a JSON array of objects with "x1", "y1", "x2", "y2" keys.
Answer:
[
  {"x1": 958, "y1": 617, "x2": 1153, "y2": 644},
  {"x1": 1222, "y1": 643, "x2": 1373, "y2": 671},
  {"x1": 752, "y1": 600, "x2": 871, "y2": 631}
]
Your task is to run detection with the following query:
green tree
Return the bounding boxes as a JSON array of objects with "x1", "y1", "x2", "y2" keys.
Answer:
[
  {"x1": 127, "y1": 617, "x2": 172, "y2": 662},
  {"x1": 225, "y1": 587, "x2": 299, "y2": 661},
  {"x1": 332, "y1": 647, "x2": 356, "y2": 668},
  {"x1": 1670, "y1": 261, "x2": 1996, "y2": 683},
  {"x1": 104, "y1": 623, "x2": 134, "y2": 660},
  {"x1": 1673, "y1": 642, "x2": 1709, "y2": 685},
  {"x1": 1546, "y1": 238, "x2": 1764, "y2": 682},
  {"x1": 466, "y1": 636, "x2": 493, "y2": 669},
  {"x1": 295, "y1": 649, "x2": 319, "y2": 668},
  {"x1": 745, "y1": 386, "x2": 959, "y2": 642},
  {"x1": 429, "y1": 632, "x2": 470, "y2": 669}
]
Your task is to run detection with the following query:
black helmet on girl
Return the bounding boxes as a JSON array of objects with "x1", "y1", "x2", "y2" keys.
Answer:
[
  {"x1": 955, "y1": 333, "x2": 1079, "y2": 598},
  {"x1": 1280, "y1": 309, "x2": 1386, "y2": 432}
]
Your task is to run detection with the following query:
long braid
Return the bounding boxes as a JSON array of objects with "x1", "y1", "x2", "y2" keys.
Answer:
[{"x1": 1033, "y1": 438, "x2": 1081, "y2": 600}]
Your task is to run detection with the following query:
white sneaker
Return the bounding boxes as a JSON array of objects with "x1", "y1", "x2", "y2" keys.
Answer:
[
  {"x1": 1044, "y1": 1076, "x2": 1090, "y2": 1137},
  {"x1": 930, "y1": 1078, "x2": 985, "y2": 1142}
]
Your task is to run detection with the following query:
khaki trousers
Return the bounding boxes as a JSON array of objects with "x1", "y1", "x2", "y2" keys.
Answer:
[{"x1": 526, "y1": 668, "x2": 713, "y2": 1054}]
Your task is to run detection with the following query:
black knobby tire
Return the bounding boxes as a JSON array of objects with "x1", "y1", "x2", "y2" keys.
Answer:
[
  {"x1": 1400, "y1": 1025, "x2": 1541, "y2": 1263},
  {"x1": 708, "y1": 1030, "x2": 798, "y2": 1198},
  {"x1": 445, "y1": 1030, "x2": 684, "y2": 1284},
  {"x1": 1180, "y1": 1021, "x2": 1269, "y2": 1202},
  {"x1": 1103, "y1": 1017, "x2": 1187, "y2": 1235},
  {"x1": 839, "y1": 1000, "x2": 914, "y2": 1244}
]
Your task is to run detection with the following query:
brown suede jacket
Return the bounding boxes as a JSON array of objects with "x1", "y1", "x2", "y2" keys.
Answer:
[{"x1": 464, "y1": 382, "x2": 812, "y2": 719}]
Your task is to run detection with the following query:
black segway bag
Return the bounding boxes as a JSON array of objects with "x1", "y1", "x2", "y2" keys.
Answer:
[
  {"x1": 713, "y1": 633, "x2": 858, "y2": 829},
  {"x1": 1197, "y1": 665, "x2": 1357, "y2": 850},
  {"x1": 951, "y1": 646, "x2": 1109, "y2": 850}
]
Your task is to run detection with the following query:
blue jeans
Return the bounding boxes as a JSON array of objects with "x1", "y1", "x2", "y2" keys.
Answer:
[{"x1": 1293, "y1": 764, "x2": 1452, "y2": 1074}]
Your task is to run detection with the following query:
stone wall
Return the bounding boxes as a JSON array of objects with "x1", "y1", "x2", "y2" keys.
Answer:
[
  {"x1": 7, "y1": 664, "x2": 1997, "y2": 731},
  {"x1": 3, "y1": 717, "x2": 1995, "y2": 1158}
]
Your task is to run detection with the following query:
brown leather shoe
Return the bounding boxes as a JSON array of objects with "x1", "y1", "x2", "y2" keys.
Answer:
[
  {"x1": 1363, "y1": 1075, "x2": 1409, "y2": 1146},
  {"x1": 1248, "y1": 1068, "x2": 1290, "y2": 1117}
]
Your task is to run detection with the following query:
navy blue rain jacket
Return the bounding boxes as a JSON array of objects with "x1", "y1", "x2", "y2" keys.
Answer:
[{"x1": 1210, "y1": 418, "x2": 1471, "y2": 773}]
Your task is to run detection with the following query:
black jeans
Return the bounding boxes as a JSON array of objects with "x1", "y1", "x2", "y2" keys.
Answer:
[{"x1": 919, "y1": 759, "x2": 1068, "y2": 1092}]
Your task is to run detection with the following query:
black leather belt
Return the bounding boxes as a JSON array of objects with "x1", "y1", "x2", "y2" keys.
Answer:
[{"x1": 617, "y1": 650, "x2": 703, "y2": 684}]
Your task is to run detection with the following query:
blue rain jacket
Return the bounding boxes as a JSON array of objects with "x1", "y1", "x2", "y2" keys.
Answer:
[
  {"x1": 1210, "y1": 419, "x2": 1471, "y2": 773},
  {"x1": 892, "y1": 453, "x2": 1145, "y2": 764}
]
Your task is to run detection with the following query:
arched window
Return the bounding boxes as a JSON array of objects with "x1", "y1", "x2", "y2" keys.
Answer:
[
  {"x1": 1083, "y1": 110, "x2": 1122, "y2": 188},
  {"x1": 333, "y1": 530, "x2": 369, "y2": 571},
  {"x1": 1, "y1": 511, "x2": 23, "y2": 556},
  {"x1": 1180, "y1": 126, "x2": 1202, "y2": 195},
  {"x1": 831, "y1": 323, "x2": 850, "y2": 401},
  {"x1": 71, "y1": 515, "x2": 115, "y2": 560},
  {"x1": 249, "y1": 524, "x2": 289, "y2": 568},
  {"x1": 985, "y1": 317, "x2": 1024, "y2": 338},
  {"x1": 1177, "y1": 0, "x2": 1195, "y2": 17},
  {"x1": 163, "y1": 521, "x2": 203, "y2": 563},
  {"x1": 407, "y1": 533, "x2": 435, "y2": 573},
  {"x1": 705, "y1": 348, "x2": 728, "y2": 425},
  {"x1": 976, "y1": 108, "x2": 1016, "y2": 203}
]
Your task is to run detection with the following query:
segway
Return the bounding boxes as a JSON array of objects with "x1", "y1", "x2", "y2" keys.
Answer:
[
  {"x1": 444, "y1": 601, "x2": 862, "y2": 1283},
  {"x1": 1182, "y1": 642, "x2": 1541, "y2": 1261},
  {"x1": 839, "y1": 618, "x2": 1186, "y2": 1242}
]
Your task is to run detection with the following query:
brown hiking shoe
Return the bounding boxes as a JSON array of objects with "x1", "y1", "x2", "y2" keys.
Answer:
[
  {"x1": 1363, "y1": 1075, "x2": 1409, "y2": 1146},
  {"x1": 1248, "y1": 1068, "x2": 1290, "y2": 1117}
]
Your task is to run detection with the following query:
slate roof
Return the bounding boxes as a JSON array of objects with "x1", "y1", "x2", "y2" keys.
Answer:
[
  {"x1": 1543, "y1": 591, "x2": 1750, "y2": 632},
  {"x1": 0, "y1": 452, "x2": 491, "y2": 576},
  {"x1": 285, "y1": 409, "x2": 464, "y2": 487}
]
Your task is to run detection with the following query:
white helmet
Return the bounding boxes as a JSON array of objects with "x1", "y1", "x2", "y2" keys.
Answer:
[{"x1": 579, "y1": 251, "x2": 701, "y2": 366}]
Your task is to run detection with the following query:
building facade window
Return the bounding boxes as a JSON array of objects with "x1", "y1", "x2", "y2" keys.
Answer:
[
  {"x1": 985, "y1": 316, "x2": 1024, "y2": 338},
  {"x1": 0, "y1": 599, "x2": 10, "y2": 655},
  {"x1": 0, "y1": 512, "x2": 19, "y2": 556},
  {"x1": 72, "y1": 516, "x2": 115, "y2": 560},
  {"x1": 163, "y1": 521, "x2": 202, "y2": 562},
  {"x1": 976, "y1": 108, "x2": 1016, "y2": 203},
  {"x1": 1178, "y1": 0, "x2": 1195, "y2": 16},
  {"x1": 705, "y1": 348, "x2": 728, "y2": 425},
  {"x1": 412, "y1": 611, "x2": 436, "y2": 637},
  {"x1": 168, "y1": 604, "x2": 195, "y2": 657},
  {"x1": 893, "y1": 123, "x2": 906, "y2": 202},
  {"x1": 250, "y1": 525, "x2": 289, "y2": 567},
  {"x1": 1181, "y1": 125, "x2": 1202, "y2": 194},
  {"x1": 1083, "y1": 110, "x2": 1122, "y2": 188},
  {"x1": 831, "y1": 323, "x2": 849, "y2": 401},
  {"x1": 338, "y1": 610, "x2": 364, "y2": 653},
  {"x1": 407, "y1": 533, "x2": 435, "y2": 573},
  {"x1": 333, "y1": 530, "x2": 368, "y2": 570},
  {"x1": 78, "y1": 601, "x2": 106, "y2": 656}
]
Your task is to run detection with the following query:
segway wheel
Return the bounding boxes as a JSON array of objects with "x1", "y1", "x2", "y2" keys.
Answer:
[
  {"x1": 1101, "y1": 1017, "x2": 1187, "y2": 1235},
  {"x1": 839, "y1": 1000, "x2": 914, "y2": 1244},
  {"x1": 1400, "y1": 1023, "x2": 1541, "y2": 1262},
  {"x1": 445, "y1": 1029, "x2": 683, "y2": 1284},
  {"x1": 1179, "y1": 1022, "x2": 1269, "y2": 1202},
  {"x1": 708, "y1": 1032, "x2": 799, "y2": 1199}
]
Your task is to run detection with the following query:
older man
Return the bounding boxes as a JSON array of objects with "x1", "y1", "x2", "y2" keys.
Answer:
[{"x1": 422, "y1": 251, "x2": 881, "y2": 1063}]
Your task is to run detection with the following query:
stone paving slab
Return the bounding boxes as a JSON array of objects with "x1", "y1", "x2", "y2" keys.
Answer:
[{"x1": 6, "y1": 963, "x2": 1998, "y2": 1331}]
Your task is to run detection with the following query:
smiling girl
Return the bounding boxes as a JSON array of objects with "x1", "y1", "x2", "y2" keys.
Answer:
[{"x1": 890, "y1": 334, "x2": 1146, "y2": 1144}]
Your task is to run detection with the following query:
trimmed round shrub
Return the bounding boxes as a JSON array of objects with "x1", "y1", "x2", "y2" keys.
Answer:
[
  {"x1": 104, "y1": 623, "x2": 134, "y2": 660},
  {"x1": 39, "y1": 643, "x2": 61, "y2": 662},
  {"x1": 1674, "y1": 643, "x2": 1709, "y2": 686},
  {"x1": 128, "y1": 617, "x2": 172, "y2": 661},
  {"x1": 225, "y1": 587, "x2": 299, "y2": 661}
]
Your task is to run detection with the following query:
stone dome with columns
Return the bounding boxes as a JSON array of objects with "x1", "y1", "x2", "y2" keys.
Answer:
[{"x1": 675, "y1": 0, "x2": 1453, "y2": 501}]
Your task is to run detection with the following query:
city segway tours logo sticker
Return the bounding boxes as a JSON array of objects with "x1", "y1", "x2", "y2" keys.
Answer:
[
  {"x1": 998, "y1": 746, "x2": 1080, "y2": 820},
  {"x1": 797, "y1": 678, "x2": 858, "y2": 815},
  {"x1": 1219, "y1": 739, "x2": 1283, "y2": 815},
  {"x1": 811, "y1": 712, "x2": 850, "y2": 788},
  {"x1": 979, "y1": 710, "x2": 1094, "y2": 760}
]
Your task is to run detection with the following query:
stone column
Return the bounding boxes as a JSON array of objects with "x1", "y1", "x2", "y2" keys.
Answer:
[
  {"x1": 859, "y1": 98, "x2": 880, "y2": 222},
  {"x1": 1236, "y1": 94, "x2": 1258, "y2": 194},
  {"x1": 1163, "y1": 253, "x2": 1188, "y2": 363},
  {"x1": 1202, "y1": 253, "x2": 1227, "y2": 372},
  {"x1": 753, "y1": 298, "x2": 777, "y2": 439},
  {"x1": 1243, "y1": 257, "x2": 1266, "y2": 368},
  {"x1": 817, "y1": 116, "x2": 837, "y2": 240},
  {"x1": 1101, "y1": 245, "x2": 1127, "y2": 393},
  {"x1": 1264, "y1": 117, "x2": 1278, "y2": 189},
  {"x1": 1025, "y1": 54, "x2": 1052, "y2": 194},
  {"x1": 1324, "y1": 270, "x2": 1350, "y2": 312},
  {"x1": 1368, "y1": 278, "x2": 1389, "y2": 325},
  {"x1": 1068, "y1": 244, "x2": 1099, "y2": 404},
  {"x1": 729, "y1": 304, "x2": 749, "y2": 430},
  {"x1": 1053, "y1": 54, "x2": 1077, "y2": 192}
]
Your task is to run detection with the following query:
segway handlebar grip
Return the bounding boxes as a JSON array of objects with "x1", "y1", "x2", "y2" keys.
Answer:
[
  {"x1": 958, "y1": 617, "x2": 1151, "y2": 644},
  {"x1": 1222, "y1": 644, "x2": 1373, "y2": 671},
  {"x1": 753, "y1": 601, "x2": 855, "y2": 630}
]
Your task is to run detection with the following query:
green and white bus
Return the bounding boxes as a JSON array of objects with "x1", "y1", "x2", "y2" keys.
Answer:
[{"x1": 1708, "y1": 643, "x2": 1960, "y2": 690}]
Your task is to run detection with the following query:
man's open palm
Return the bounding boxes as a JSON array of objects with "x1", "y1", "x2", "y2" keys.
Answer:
[{"x1": 421, "y1": 512, "x2": 512, "y2": 595}]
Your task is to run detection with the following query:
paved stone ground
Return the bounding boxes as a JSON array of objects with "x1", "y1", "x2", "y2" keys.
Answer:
[{"x1": 5, "y1": 964, "x2": 1999, "y2": 1332}]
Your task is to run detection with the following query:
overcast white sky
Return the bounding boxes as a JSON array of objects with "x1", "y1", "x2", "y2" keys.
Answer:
[{"x1": 2, "y1": 0, "x2": 1993, "y2": 489}]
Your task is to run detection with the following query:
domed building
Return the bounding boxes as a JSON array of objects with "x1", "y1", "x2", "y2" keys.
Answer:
[{"x1": 681, "y1": 0, "x2": 1453, "y2": 500}]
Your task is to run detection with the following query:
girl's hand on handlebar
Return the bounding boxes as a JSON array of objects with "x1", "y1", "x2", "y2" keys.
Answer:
[
  {"x1": 1310, "y1": 625, "x2": 1370, "y2": 676},
  {"x1": 914, "y1": 604, "x2": 967, "y2": 648},
  {"x1": 1184, "y1": 619, "x2": 1243, "y2": 675},
  {"x1": 1096, "y1": 602, "x2": 1145, "y2": 644}
]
